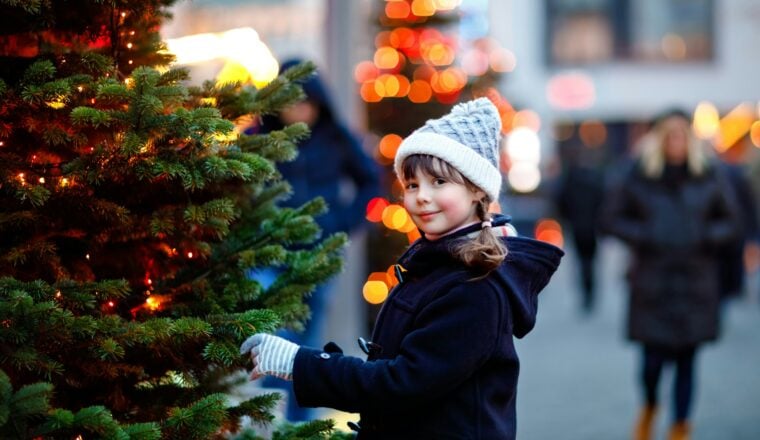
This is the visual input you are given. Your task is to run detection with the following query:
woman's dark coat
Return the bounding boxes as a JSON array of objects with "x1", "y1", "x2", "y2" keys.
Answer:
[
  {"x1": 291, "y1": 215, "x2": 563, "y2": 439},
  {"x1": 600, "y1": 162, "x2": 742, "y2": 349}
]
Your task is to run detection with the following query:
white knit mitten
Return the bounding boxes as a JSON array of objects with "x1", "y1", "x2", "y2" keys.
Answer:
[{"x1": 239, "y1": 333, "x2": 299, "y2": 381}]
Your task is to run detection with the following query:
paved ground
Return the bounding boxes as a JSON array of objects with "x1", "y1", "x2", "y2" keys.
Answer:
[{"x1": 516, "y1": 238, "x2": 760, "y2": 440}]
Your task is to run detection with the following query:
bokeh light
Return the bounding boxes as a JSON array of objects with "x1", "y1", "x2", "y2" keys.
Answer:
[
  {"x1": 379, "y1": 133, "x2": 403, "y2": 159},
  {"x1": 578, "y1": 120, "x2": 607, "y2": 147},
  {"x1": 508, "y1": 162, "x2": 541, "y2": 193},
  {"x1": 363, "y1": 280, "x2": 389, "y2": 304},
  {"x1": 366, "y1": 197, "x2": 390, "y2": 222},
  {"x1": 692, "y1": 101, "x2": 720, "y2": 140},
  {"x1": 535, "y1": 218, "x2": 564, "y2": 248}
]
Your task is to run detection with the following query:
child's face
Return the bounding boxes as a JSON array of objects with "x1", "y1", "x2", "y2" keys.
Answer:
[{"x1": 402, "y1": 169, "x2": 484, "y2": 241}]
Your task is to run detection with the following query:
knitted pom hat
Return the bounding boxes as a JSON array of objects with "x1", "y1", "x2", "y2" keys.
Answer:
[{"x1": 394, "y1": 97, "x2": 503, "y2": 201}]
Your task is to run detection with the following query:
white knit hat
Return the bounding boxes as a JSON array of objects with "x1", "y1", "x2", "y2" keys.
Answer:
[{"x1": 394, "y1": 97, "x2": 503, "y2": 201}]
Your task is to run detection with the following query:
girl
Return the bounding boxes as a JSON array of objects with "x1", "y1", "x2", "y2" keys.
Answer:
[
  {"x1": 600, "y1": 110, "x2": 741, "y2": 440},
  {"x1": 241, "y1": 98, "x2": 564, "y2": 439}
]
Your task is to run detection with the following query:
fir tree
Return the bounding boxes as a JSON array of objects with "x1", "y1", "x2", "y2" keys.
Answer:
[{"x1": 0, "y1": 1, "x2": 348, "y2": 438}]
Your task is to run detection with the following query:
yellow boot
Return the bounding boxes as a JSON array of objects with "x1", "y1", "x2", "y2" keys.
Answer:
[
  {"x1": 632, "y1": 405, "x2": 657, "y2": 440},
  {"x1": 668, "y1": 421, "x2": 690, "y2": 440}
]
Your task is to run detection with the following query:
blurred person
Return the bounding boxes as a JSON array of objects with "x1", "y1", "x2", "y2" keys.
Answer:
[
  {"x1": 241, "y1": 99, "x2": 564, "y2": 439},
  {"x1": 554, "y1": 144, "x2": 606, "y2": 314},
  {"x1": 250, "y1": 59, "x2": 380, "y2": 421},
  {"x1": 599, "y1": 110, "x2": 741, "y2": 440}
]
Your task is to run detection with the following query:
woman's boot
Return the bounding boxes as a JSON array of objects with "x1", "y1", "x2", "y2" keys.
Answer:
[
  {"x1": 632, "y1": 405, "x2": 657, "y2": 440},
  {"x1": 668, "y1": 421, "x2": 690, "y2": 440}
]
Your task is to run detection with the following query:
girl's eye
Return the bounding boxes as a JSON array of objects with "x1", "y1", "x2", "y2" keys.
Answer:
[
  {"x1": 433, "y1": 178, "x2": 447, "y2": 185},
  {"x1": 404, "y1": 182, "x2": 418, "y2": 190}
]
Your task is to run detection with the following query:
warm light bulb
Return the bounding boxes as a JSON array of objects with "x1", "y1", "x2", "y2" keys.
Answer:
[
  {"x1": 108, "y1": 301, "x2": 115, "y2": 307},
  {"x1": 126, "y1": 42, "x2": 133, "y2": 49},
  {"x1": 85, "y1": 253, "x2": 90, "y2": 260},
  {"x1": 38, "y1": 177, "x2": 45, "y2": 183},
  {"x1": 187, "y1": 252, "x2": 193, "y2": 259}
]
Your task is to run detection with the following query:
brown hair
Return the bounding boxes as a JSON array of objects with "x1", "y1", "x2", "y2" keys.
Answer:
[{"x1": 401, "y1": 154, "x2": 507, "y2": 275}]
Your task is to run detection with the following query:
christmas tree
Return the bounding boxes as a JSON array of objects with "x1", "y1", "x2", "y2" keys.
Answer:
[{"x1": 0, "y1": 1, "x2": 348, "y2": 438}]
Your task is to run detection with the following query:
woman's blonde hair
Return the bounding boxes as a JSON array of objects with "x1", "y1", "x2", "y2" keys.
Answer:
[
  {"x1": 637, "y1": 113, "x2": 712, "y2": 179},
  {"x1": 401, "y1": 154, "x2": 507, "y2": 275}
]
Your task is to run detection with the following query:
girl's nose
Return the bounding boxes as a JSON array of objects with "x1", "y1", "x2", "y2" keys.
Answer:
[{"x1": 416, "y1": 187, "x2": 431, "y2": 204}]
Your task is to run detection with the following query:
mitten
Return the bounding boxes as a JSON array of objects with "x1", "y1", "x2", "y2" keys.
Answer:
[{"x1": 239, "y1": 333, "x2": 299, "y2": 381}]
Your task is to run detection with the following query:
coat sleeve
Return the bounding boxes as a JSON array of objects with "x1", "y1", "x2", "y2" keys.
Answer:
[
  {"x1": 599, "y1": 168, "x2": 649, "y2": 247},
  {"x1": 291, "y1": 281, "x2": 507, "y2": 413},
  {"x1": 704, "y1": 166, "x2": 743, "y2": 247}
]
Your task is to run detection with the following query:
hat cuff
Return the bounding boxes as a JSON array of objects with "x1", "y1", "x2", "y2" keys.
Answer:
[{"x1": 394, "y1": 131, "x2": 502, "y2": 201}]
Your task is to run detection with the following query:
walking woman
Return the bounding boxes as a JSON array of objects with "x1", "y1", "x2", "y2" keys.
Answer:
[{"x1": 600, "y1": 110, "x2": 742, "y2": 440}]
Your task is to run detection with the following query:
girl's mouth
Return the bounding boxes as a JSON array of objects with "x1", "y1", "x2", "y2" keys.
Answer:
[{"x1": 418, "y1": 211, "x2": 439, "y2": 220}]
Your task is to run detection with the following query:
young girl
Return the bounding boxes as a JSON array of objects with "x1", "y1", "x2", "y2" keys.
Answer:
[{"x1": 241, "y1": 98, "x2": 564, "y2": 439}]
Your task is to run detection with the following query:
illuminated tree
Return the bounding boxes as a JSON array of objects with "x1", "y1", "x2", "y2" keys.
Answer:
[{"x1": 0, "y1": 1, "x2": 347, "y2": 438}]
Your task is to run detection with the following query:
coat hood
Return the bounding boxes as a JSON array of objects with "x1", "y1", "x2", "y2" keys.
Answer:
[{"x1": 397, "y1": 214, "x2": 564, "y2": 338}]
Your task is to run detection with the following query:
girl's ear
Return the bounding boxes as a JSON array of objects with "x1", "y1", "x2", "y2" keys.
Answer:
[{"x1": 474, "y1": 189, "x2": 486, "y2": 201}]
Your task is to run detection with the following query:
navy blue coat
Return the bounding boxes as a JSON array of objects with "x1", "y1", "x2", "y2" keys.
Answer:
[{"x1": 292, "y1": 215, "x2": 564, "y2": 439}]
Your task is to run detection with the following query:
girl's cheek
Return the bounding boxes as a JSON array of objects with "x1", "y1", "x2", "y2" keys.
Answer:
[{"x1": 438, "y1": 195, "x2": 468, "y2": 216}]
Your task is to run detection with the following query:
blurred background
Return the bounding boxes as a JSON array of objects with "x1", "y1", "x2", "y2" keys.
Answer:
[{"x1": 161, "y1": 1, "x2": 760, "y2": 438}]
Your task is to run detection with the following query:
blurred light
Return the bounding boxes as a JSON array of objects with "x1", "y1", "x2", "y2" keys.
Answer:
[
  {"x1": 411, "y1": 0, "x2": 436, "y2": 17},
  {"x1": 360, "y1": 81, "x2": 382, "y2": 102},
  {"x1": 661, "y1": 33, "x2": 687, "y2": 60},
  {"x1": 366, "y1": 197, "x2": 390, "y2": 222},
  {"x1": 374, "y1": 47, "x2": 401, "y2": 69},
  {"x1": 535, "y1": 218, "x2": 564, "y2": 248},
  {"x1": 552, "y1": 124, "x2": 575, "y2": 142},
  {"x1": 363, "y1": 280, "x2": 389, "y2": 304},
  {"x1": 354, "y1": 61, "x2": 379, "y2": 83},
  {"x1": 390, "y1": 27, "x2": 416, "y2": 49},
  {"x1": 375, "y1": 74, "x2": 400, "y2": 97},
  {"x1": 434, "y1": 0, "x2": 462, "y2": 11},
  {"x1": 692, "y1": 101, "x2": 720, "y2": 139},
  {"x1": 462, "y1": 49, "x2": 490, "y2": 76},
  {"x1": 751, "y1": 121, "x2": 760, "y2": 148},
  {"x1": 407, "y1": 228, "x2": 422, "y2": 243},
  {"x1": 413, "y1": 64, "x2": 436, "y2": 81},
  {"x1": 578, "y1": 120, "x2": 607, "y2": 147},
  {"x1": 165, "y1": 28, "x2": 279, "y2": 88},
  {"x1": 375, "y1": 31, "x2": 392, "y2": 48},
  {"x1": 546, "y1": 72, "x2": 595, "y2": 110},
  {"x1": 506, "y1": 127, "x2": 541, "y2": 163},
  {"x1": 423, "y1": 42, "x2": 455, "y2": 66},
  {"x1": 512, "y1": 110, "x2": 541, "y2": 132},
  {"x1": 508, "y1": 163, "x2": 541, "y2": 193},
  {"x1": 379, "y1": 133, "x2": 403, "y2": 159},
  {"x1": 386, "y1": 265, "x2": 401, "y2": 287},
  {"x1": 489, "y1": 48, "x2": 516, "y2": 72},
  {"x1": 408, "y1": 80, "x2": 433, "y2": 103},
  {"x1": 386, "y1": 1, "x2": 411, "y2": 19},
  {"x1": 398, "y1": 215, "x2": 418, "y2": 233},
  {"x1": 716, "y1": 103, "x2": 755, "y2": 152},
  {"x1": 382, "y1": 204, "x2": 409, "y2": 230}
]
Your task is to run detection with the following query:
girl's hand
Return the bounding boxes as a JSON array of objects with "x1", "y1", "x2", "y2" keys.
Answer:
[{"x1": 239, "y1": 333, "x2": 300, "y2": 381}]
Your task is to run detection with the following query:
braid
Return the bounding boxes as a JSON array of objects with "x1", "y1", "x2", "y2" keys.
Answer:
[{"x1": 453, "y1": 197, "x2": 508, "y2": 276}]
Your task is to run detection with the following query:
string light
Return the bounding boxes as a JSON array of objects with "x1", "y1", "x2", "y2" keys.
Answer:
[
  {"x1": 107, "y1": 301, "x2": 115, "y2": 308},
  {"x1": 126, "y1": 43, "x2": 133, "y2": 49},
  {"x1": 17, "y1": 173, "x2": 26, "y2": 186},
  {"x1": 60, "y1": 178, "x2": 70, "y2": 188},
  {"x1": 38, "y1": 177, "x2": 45, "y2": 184},
  {"x1": 55, "y1": 290, "x2": 62, "y2": 299},
  {"x1": 186, "y1": 252, "x2": 194, "y2": 259},
  {"x1": 85, "y1": 253, "x2": 90, "y2": 260}
]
